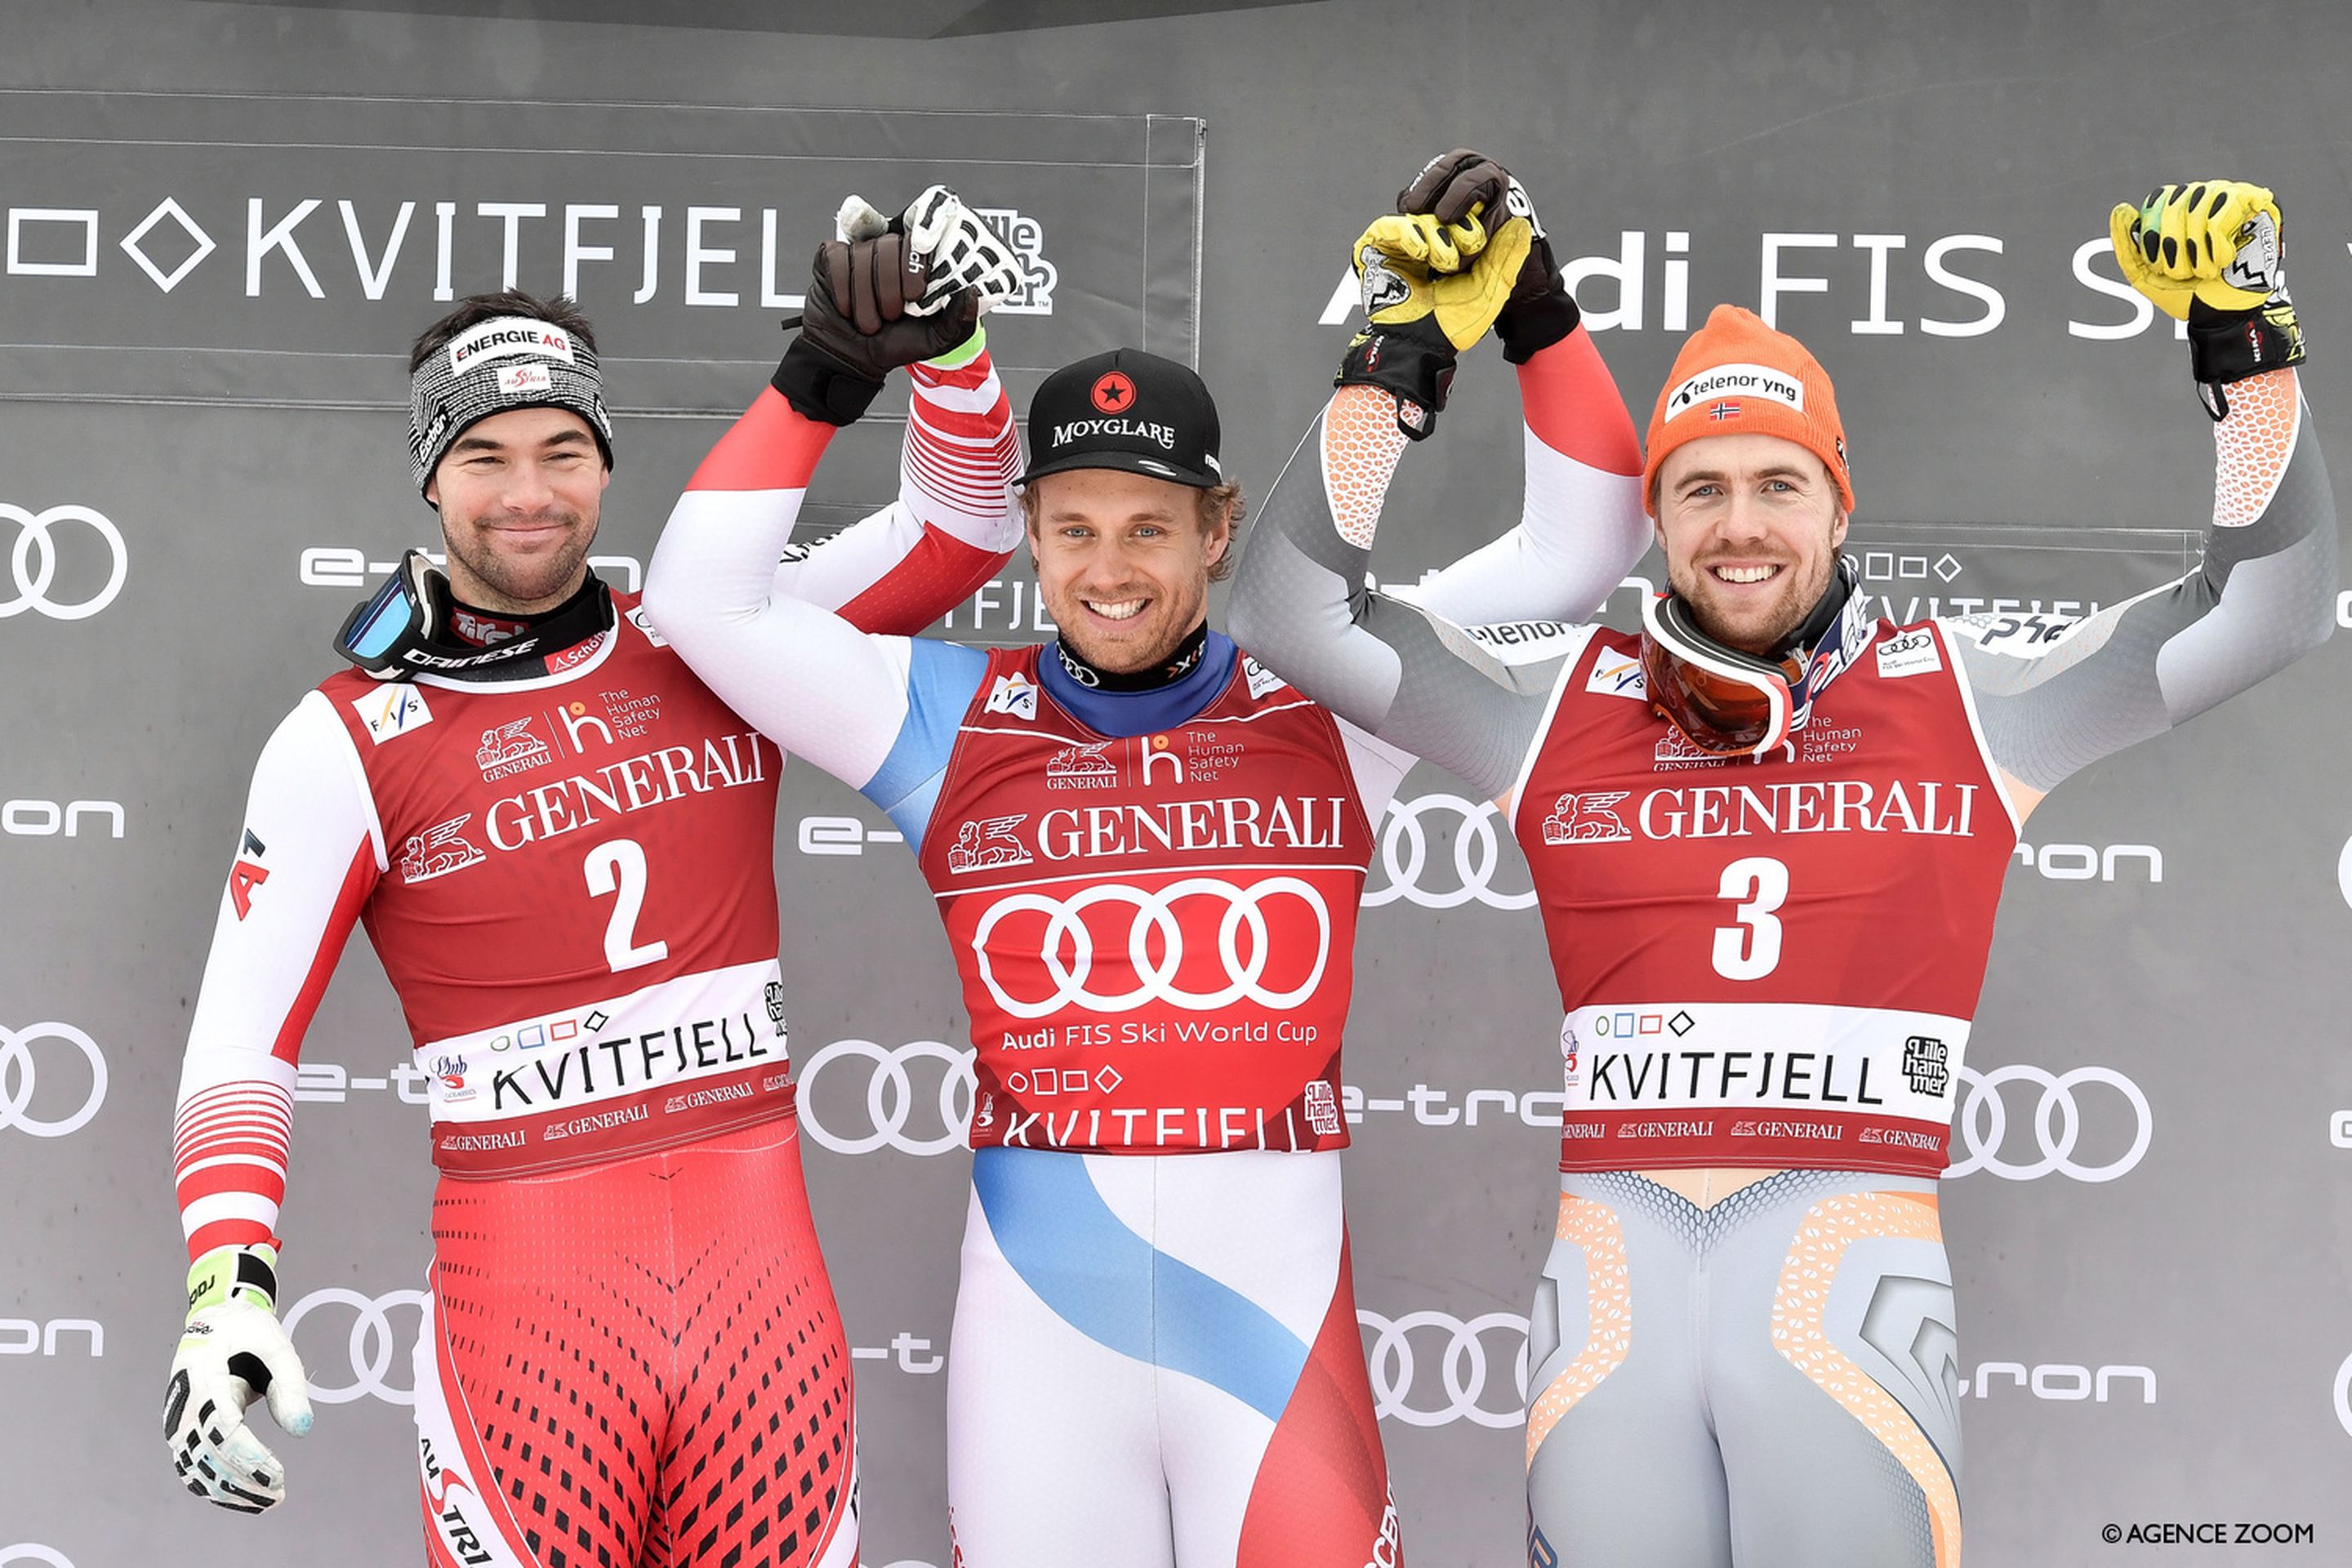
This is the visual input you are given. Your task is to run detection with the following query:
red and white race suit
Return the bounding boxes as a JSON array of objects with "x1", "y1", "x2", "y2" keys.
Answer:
[
  {"x1": 1513, "y1": 621, "x2": 2019, "y2": 1178},
  {"x1": 172, "y1": 347, "x2": 1022, "y2": 1568}
]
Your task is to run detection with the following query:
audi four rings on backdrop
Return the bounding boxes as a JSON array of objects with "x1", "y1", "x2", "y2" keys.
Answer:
[
  {"x1": 278, "y1": 1288, "x2": 429, "y2": 1405},
  {"x1": 0, "y1": 1548, "x2": 76, "y2": 1568},
  {"x1": 1947, "y1": 1063, "x2": 2153, "y2": 1182},
  {"x1": 1365, "y1": 793, "x2": 1535, "y2": 911},
  {"x1": 1357, "y1": 1309, "x2": 1532, "y2": 1428},
  {"x1": 1, "y1": 504, "x2": 127, "y2": 620},
  {"x1": 0, "y1": 1023, "x2": 109, "y2": 1138},
  {"x1": 795, "y1": 1040, "x2": 977, "y2": 1156}
]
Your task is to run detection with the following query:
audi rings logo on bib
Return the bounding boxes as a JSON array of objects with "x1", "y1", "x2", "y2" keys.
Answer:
[
  {"x1": 1946, "y1": 1062, "x2": 2152, "y2": 1183},
  {"x1": 795, "y1": 1039, "x2": 975, "y2": 1156},
  {"x1": 973, "y1": 877, "x2": 1333, "y2": 1018},
  {"x1": 1366, "y1": 793, "x2": 1535, "y2": 911},
  {"x1": 1, "y1": 504, "x2": 127, "y2": 621},
  {"x1": 1357, "y1": 1308, "x2": 1529, "y2": 1428},
  {"x1": 0, "y1": 1022, "x2": 107, "y2": 1138},
  {"x1": 283, "y1": 1286, "x2": 429, "y2": 1405}
]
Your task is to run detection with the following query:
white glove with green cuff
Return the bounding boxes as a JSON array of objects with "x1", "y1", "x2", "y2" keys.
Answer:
[{"x1": 165, "y1": 1243, "x2": 313, "y2": 1513}]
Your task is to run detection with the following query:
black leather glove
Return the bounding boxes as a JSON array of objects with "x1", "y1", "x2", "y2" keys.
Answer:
[
  {"x1": 1399, "y1": 148, "x2": 1578, "y2": 363},
  {"x1": 771, "y1": 229, "x2": 982, "y2": 425}
]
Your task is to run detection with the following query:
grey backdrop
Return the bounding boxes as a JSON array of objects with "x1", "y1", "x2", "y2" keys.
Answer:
[{"x1": 4, "y1": 2, "x2": 2350, "y2": 1566}]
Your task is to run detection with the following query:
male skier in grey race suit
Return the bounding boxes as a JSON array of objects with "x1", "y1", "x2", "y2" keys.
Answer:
[{"x1": 1230, "y1": 159, "x2": 2333, "y2": 1566}]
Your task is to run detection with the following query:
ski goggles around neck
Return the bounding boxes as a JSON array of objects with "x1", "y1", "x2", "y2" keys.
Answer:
[{"x1": 1637, "y1": 590, "x2": 1806, "y2": 759}]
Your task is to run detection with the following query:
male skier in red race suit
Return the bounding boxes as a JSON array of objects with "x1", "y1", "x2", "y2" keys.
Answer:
[
  {"x1": 642, "y1": 163, "x2": 1650, "y2": 1566},
  {"x1": 1231, "y1": 163, "x2": 2334, "y2": 1566},
  {"x1": 164, "y1": 188, "x2": 1030, "y2": 1566}
]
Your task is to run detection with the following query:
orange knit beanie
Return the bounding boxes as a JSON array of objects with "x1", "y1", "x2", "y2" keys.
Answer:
[{"x1": 1643, "y1": 304, "x2": 1854, "y2": 514}]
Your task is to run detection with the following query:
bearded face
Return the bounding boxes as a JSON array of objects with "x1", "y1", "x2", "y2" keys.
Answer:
[{"x1": 1652, "y1": 433, "x2": 1847, "y2": 653}]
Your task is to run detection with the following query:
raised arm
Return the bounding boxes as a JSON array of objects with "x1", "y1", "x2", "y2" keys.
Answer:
[
  {"x1": 1949, "y1": 181, "x2": 2335, "y2": 808},
  {"x1": 1953, "y1": 365, "x2": 2333, "y2": 804},
  {"x1": 1232, "y1": 383, "x2": 1585, "y2": 802},
  {"x1": 662, "y1": 323, "x2": 1021, "y2": 635},
  {"x1": 1231, "y1": 152, "x2": 1646, "y2": 799},
  {"x1": 646, "y1": 198, "x2": 1014, "y2": 825},
  {"x1": 1404, "y1": 327, "x2": 1649, "y2": 626}
]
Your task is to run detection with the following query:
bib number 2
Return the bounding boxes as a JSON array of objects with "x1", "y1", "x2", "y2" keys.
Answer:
[
  {"x1": 585, "y1": 838, "x2": 669, "y2": 973},
  {"x1": 1712, "y1": 856, "x2": 1786, "y2": 980}
]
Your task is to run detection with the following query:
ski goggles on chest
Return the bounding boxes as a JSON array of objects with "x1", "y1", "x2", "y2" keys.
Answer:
[
  {"x1": 1638, "y1": 592, "x2": 1806, "y2": 757},
  {"x1": 333, "y1": 549, "x2": 612, "y2": 680},
  {"x1": 1637, "y1": 555, "x2": 1869, "y2": 759},
  {"x1": 334, "y1": 550, "x2": 452, "y2": 678}
]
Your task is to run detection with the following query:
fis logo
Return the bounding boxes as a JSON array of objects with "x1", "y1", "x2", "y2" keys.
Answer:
[
  {"x1": 353, "y1": 684, "x2": 434, "y2": 743},
  {"x1": 983, "y1": 673, "x2": 1038, "y2": 721}
]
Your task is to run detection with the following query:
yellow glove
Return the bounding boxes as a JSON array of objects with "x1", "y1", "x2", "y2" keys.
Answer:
[
  {"x1": 2108, "y1": 179, "x2": 2302, "y2": 419},
  {"x1": 1357, "y1": 216, "x2": 1534, "y2": 351},
  {"x1": 1338, "y1": 216, "x2": 1535, "y2": 437},
  {"x1": 2109, "y1": 180, "x2": 2283, "y2": 320},
  {"x1": 1353, "y1": 207, "x2": 1491, "y2": 276}
]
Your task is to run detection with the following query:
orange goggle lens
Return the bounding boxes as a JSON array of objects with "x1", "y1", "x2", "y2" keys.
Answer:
[{"x1": 1637, "y1": 601, "x2": 1803, "y2": 758}]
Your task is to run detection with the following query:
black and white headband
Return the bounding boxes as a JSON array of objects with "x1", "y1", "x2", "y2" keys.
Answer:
[{"x1": 407, "y1": 314, "x2": 615, "y2": 495}]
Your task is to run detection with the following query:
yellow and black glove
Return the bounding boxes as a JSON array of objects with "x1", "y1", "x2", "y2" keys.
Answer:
[
  {"x1": 1336, "y1": 215, "x2": 1533, "y2": 438},
  {"x1": 1396, "y1": 149, "x2": 1576, "y2": 363},
  {"x1": 2110, "y1": 180, "x2": 2304, "y2": 420}
]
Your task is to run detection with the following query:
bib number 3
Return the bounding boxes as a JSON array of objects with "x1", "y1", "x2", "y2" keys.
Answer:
[
  {"x1": 1712, "y1": 855, "x2": 1786, "y2": 980},
  {"x1": 585, "y1": 838, "x2": 670, "y2": 973}
]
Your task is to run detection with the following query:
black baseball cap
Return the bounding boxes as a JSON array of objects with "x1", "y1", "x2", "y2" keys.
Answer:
[{"x1": 1016, "y1": 347, "x2": 1224, "y2": 490}]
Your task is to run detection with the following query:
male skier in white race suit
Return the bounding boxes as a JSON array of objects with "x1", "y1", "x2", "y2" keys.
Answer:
[
  {"x1": 164, "y1": 188, "x2": 1030, "y2": 1566},
  {"x1": 1229, "y1": 161, "x2": 2336, "y2": 1566},
  {"x1": 643, "y1": 163, "x2": 1651, "y2": 1565}
]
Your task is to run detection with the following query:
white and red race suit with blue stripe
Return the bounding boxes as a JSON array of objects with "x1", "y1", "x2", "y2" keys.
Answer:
[
  {"x1": 924, "y1": 641, "x2": 1374, "y2": 1156},
  {"x1": 644, "y1": 325, "x2": 1651, "y2": 1568},
  {"x1": 173, "y1": 342, "x2": 1023, "y2": 1568}
]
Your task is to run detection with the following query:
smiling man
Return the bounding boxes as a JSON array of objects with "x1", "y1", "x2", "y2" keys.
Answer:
[
  {"x1": 164, "y1": 183, "x2": 1027, "y2": 1566},
  {"x1": 1228, "y1": 177, "x2": 2336, "y2": 1566},
  {"x1": 647, "y1": 252, "x2": 1652, "y2": 1562}
]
